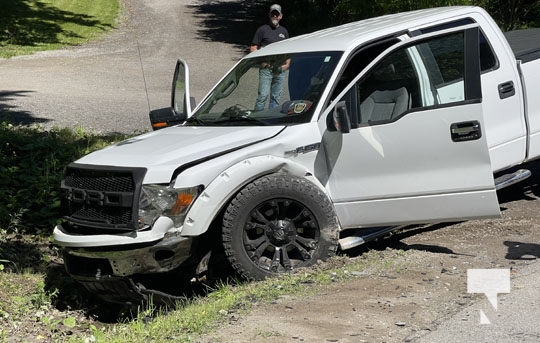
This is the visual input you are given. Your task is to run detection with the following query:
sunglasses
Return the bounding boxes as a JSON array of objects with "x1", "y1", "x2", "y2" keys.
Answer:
[{"x1": 270, "y1": 11, "x2": 281, "y2": 17}]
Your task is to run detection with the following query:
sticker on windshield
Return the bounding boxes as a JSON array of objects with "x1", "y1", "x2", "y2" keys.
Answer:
[{"x1": 281, "y1": 100, "x2": 312, "y2": 115}]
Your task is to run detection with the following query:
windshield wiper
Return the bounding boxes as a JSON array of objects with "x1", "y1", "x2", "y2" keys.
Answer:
[
  {"x1": 184, "y1": 116, "x2": 207, "y2": 126},
  {"x1": 213, "y1": 115, "x2": 268, "y2": 126}
]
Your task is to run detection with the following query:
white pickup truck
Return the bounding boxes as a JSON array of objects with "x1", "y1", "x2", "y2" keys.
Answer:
[{"x1": 54, "y1": 6, "x2": 540, "y2": 304}]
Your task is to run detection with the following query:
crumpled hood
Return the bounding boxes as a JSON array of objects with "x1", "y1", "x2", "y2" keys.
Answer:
[{"x1": 76, "y1": 125, "x2": 284, "y2": 183}]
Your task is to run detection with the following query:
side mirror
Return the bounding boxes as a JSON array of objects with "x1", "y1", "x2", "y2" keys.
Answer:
[
  {"x1": 149, "y1": 59, "x2": 195, "y2": 130},
  {"x1": 172, "y1": 59, "x2": 192, "y2": 118},
  {"x1": 328, "y1": 101, "x2": 351, "y2": 133},
  {"x1": 149, "y1": 107, "x2": 185, "y2": 130}
]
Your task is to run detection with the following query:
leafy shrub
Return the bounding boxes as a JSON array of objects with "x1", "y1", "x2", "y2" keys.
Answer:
[{"x1": 0, "y1": 122, "x2": 129, "y2": 234}]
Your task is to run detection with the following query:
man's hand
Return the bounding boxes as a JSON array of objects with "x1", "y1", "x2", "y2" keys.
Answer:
[{"x1": 272, "y1": 65, "x2": 283, "y2": 74}]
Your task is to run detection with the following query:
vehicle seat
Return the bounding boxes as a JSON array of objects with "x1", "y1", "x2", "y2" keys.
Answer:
[{"x1": 360, "y1": 87, "x2": 410, "y2": 122}]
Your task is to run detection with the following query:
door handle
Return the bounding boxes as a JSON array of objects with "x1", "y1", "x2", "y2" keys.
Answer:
[
  {"x1": 450, "y1": 121, "x2": 482, "y2": 142},
  {"x1": 498, "y1": 81, "x2": 515, "y2": 99}
]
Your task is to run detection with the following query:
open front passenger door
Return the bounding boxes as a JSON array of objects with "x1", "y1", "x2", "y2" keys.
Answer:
[{"x1": 321, "y1": 25, "x2": 501, "y2": 228}]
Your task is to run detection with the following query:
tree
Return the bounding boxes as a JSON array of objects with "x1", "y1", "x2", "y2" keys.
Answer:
[
  {"x1": 473, "y1": 0, "x2": 540, "y2": 30},
  {"x1": 267, "y1": 0, "x2": 539, "y2": 35}
]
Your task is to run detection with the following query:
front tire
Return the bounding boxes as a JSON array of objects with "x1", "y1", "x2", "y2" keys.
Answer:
[{"x1": 222, "y1": 174, "x2": 339, "y2": 281}]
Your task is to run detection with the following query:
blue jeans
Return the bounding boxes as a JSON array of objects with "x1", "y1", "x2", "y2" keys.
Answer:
[{"x1": 255, "y1": 68, "x2": 285, "y2": 110}]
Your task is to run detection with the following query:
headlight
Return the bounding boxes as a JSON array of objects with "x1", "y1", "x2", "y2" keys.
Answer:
[{"x1": 138, "y1": 184, "x2": 201, "y2": 228}]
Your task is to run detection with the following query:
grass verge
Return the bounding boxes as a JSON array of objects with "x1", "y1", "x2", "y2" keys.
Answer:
[
  {"x1": 0, "y1": 0, "x2": 121, "y2": 58},
  {"x1": 0, "y1": 122, "x2": 134, "y2": 342},
  {"x1": 0, "y1": 244, "x2": 411, "y2": 342}
]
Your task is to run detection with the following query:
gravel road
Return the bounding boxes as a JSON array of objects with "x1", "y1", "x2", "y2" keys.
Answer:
[{"x1": 0, "y1": 0, "x2": 247, "y2": 133}]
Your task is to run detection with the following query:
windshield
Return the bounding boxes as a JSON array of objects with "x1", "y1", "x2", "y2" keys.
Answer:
[{"x1": 187, "y1": 51, "x2": 343, "y2": 126}]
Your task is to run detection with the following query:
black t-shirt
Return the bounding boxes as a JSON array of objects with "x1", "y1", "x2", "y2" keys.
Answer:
[{"x1": 251, "y1": 24, "x2": 289, "y2": 48}]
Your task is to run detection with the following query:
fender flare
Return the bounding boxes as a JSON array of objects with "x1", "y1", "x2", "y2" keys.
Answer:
[{"x1": 180, "y1": 155, "x2": 328, "y2": 236}]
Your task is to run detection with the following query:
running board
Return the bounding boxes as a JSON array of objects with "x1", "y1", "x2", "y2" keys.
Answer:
[
  {"x1": 494, "y1": 169, "x2": 531, "y2": 190},
  {"x1": 339, "y1": 226, "x2": 403, "y2": 251}
]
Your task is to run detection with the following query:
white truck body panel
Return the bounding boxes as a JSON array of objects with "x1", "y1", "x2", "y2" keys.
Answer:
[
  {"x1": 76, "y1": 126, "x2": 284, "y2": 184},
  {"x1": 521, "y1": 61, "x2": 540, "y2": 158}
]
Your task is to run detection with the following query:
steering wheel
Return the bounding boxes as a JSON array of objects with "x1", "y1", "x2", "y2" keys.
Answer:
[{"x1": 222, "y1": 104, "x2": 252, "y2": 118}]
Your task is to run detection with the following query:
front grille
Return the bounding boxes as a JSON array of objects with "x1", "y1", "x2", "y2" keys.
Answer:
[
  {"x1": 64, "y1": 173, "x2": 135, "y2": 192},
  {"x1": 61, "y1": 163, "x2": 146, "y2": 231},
  {"x1": 66, "y1": 204, "x2": 133, "y2": 226}
]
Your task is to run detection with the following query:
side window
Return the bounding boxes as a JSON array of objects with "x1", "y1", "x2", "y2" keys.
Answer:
[
  {"x1": 329, "y1": 38, "x2": 400, "y2": 127},
  {"x1": 356, "y1": 49, "x2": 417, "y2": 124},
  {"x1": 421, "y1": 32, "x2": 465, "y2": 104},
  {"x1": 479, "y1": 33, "x2": 497, "y2": 71},
  {"x1": 338, "y1": 31, "x2": 469, "y2": 126},
  {"x1": 416, "y1": 19, "x2": 497, "y2": 72}
]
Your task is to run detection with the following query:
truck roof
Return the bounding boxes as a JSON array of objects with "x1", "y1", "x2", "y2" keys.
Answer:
[{"x1": 249, "y1": 6, "x2": 485, "y2": 56}]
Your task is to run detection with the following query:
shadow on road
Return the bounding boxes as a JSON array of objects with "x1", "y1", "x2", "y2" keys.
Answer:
[
  {"x1": 0, "y1": 90, "x2": 51, "y2": 125},
  {"x1": 504, "y1": 241, "x2": 540, "y2": 260},
  {"x1": 187, "y1": 1, "x2": 267, "y2": 52},
  {"x1": 342, "y1": 223, "x2": 470, "y2": 259},
  {"x1": 1, "y1": 0, "x2": 112, "y2": 48}
]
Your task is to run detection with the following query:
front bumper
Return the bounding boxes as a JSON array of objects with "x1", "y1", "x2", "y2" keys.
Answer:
[
  {"x1": 62, "y1": 230, "x2": 194, "y2": 279},
  {"x1": 53, "y1": 217, "x2": 177, "y2": 248}
]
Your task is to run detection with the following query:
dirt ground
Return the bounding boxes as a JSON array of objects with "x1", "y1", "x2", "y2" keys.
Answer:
[{"x1": 196, "y1": 164, "x2": 540, "y2": 343}]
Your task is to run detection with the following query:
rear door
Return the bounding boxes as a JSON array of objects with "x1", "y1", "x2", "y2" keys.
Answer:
[
  {"x1": 412, "y1": 18, "x2": 526, "y2": 171},
  {"x1": 319, "y1": 26, "x2": 500, "y2": 228}
]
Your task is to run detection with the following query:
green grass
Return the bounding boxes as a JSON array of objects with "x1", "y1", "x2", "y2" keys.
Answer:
[{"x1": 0, "y1": 0, "x2": 121, "y2": 58}]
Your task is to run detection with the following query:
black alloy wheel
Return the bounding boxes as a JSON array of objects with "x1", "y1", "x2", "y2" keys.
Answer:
[{"x1": 222, "y1": 174, "x2": 339, "y2": 281}]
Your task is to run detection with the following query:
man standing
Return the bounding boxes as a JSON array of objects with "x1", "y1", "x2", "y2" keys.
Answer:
[{"x1": 251, "y1": 4, "x2": 289, "y2": 110}]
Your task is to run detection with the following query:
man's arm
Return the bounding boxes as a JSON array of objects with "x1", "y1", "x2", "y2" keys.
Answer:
[
  {"x1": 250, "y1": 25, "x2": 265, "y2": 52},
  {"x1": 281, "y1": 59, "x2": 291, "y2": 71}
]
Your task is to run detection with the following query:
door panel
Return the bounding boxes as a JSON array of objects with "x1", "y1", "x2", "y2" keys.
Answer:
[
  {"x1": 324, "y1": 103, "x2": 499, "y2": 227},
  {"x1": 320, "y1": 26, "x2": 500, "y2": 228},
  {"x1": 411, "y1": 15, "x2": 526, "y2": 171}
]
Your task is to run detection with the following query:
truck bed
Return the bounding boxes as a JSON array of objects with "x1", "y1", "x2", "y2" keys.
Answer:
[{"x1": 504, "y1": 28, "x2": 540, "y2": 63}]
